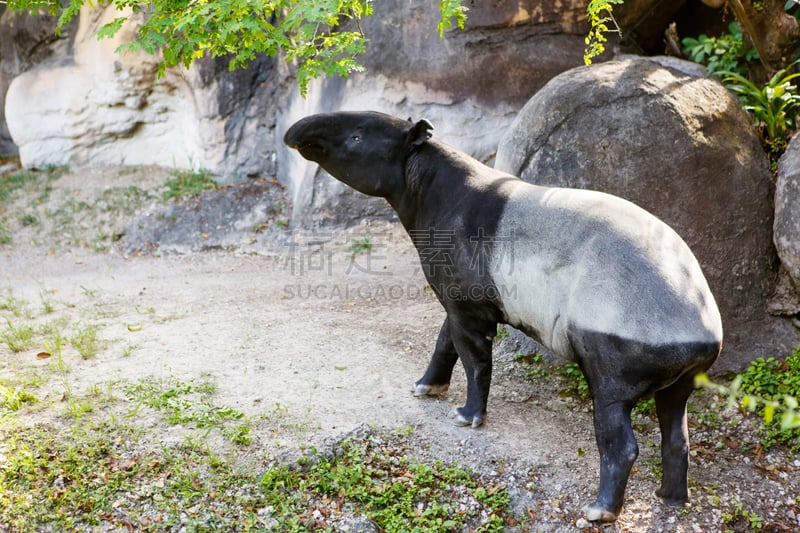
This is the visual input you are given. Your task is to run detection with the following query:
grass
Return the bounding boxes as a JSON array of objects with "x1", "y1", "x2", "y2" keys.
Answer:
[
  {"x1": 0, "y1": 166, "x2": 156, "y2": 249},
  {"x1": 258, "y1": 436, "x2": 510, "y2": 532},
  {"x1": 124, "y1": 376, "x2": 253, "y2": 445},
  {"x1": 1, "y1": 321, "x2": 35, "y2": 353},
  {"x1": 0, "y1": 377, "x2": 513, "y2": 532},
  {"x1": 0, "y1": 290, "x2": 515, "y2": 531},
  {"x1": 346, "y1": 236, "x2": 373, "y2": 258},
  {"x1": 162, "y1": 168, "x2": 217, "y2": 200},
  {"x1": 68, "y1": 324, "x2": 102, "y2": 359}
]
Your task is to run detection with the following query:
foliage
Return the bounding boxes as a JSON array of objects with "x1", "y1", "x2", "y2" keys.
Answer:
[
  {"x1": 68, "y1": 324, "x2": 102, "y2": 359},
  {"x1": 584, "y1": 0, "x2": 623, "y2": 65},
  {"x1": 3, "y1": 0, "x2": 466, "y2": 97},
  {"x1": 681, "y1": 22, "x2": 759, "y2": 76},
  {"x1": 0, "y1": 419, "x2": 511, "y2": 531},
  {"x1": 438, "y1": 0, "x2": 467, "y2": 39},
  {"x1": 7, "y1": 0, "x2": 375, "y2": 97},
  {"x1": 720, "y1": 60, "x2": 800, "y2": 149},
  {"x1": 695, "y1": 345, "x2": 800, "y2": 451}
]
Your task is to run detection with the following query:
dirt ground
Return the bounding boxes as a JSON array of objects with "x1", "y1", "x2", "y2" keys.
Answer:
[{"x1": 1, "y1": 166, "x2": 799, "y2": 532}]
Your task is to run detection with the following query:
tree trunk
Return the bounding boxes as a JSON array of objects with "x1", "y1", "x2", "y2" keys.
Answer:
[{"x1": 727, "y1": 0, "x2": 799, "y2": 72}]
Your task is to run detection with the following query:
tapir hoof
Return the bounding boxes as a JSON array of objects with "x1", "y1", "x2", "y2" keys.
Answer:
[
  {"x1": 448, "y1": 407, "x2": 485, "y2": 428},
  {"x1": 582, "y1": 502, "x2": 618, "y2": 523},
  {"x1": 655, "y1": 487, "x2": 690, "y2": 507},
  {"x1": 411, "y1": 383, "x2": 450, "y2": 397}
]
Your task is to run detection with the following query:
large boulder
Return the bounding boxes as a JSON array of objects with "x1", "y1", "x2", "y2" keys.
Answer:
[
  {"x1": 495, "y1": 56, "x2": 799, "y2": 372},
  {"x1": 775, "y1": 136, "x2": 800, "y2": 298},
  {"x1": 0, "y1": 5, "x2": 75, "y2": 155},
  {"x1": 3, "y1": 5, "x2": 284, "y2": 180}
]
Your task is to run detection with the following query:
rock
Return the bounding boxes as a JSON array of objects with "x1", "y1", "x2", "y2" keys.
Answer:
[
  {"x1": 495, "y1": 56, "x2": 799, "y2": 372},
  {"x1": 120, "y1": 178, "x2": 288, "y2": 255},
  {"x1": 0, "y1": 5, "x2": 75, "y2": 155},
  {"x1": 775, "y1": 135, "x2": 800, "y2": 294}
]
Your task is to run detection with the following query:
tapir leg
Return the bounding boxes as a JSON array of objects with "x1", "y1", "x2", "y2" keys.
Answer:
[
  {"x1": 654, "y1": 373, "x2": 696, "y2": 505},
  {"x1": 447, "y1": 315, "x2": 496, "y2": 428},
  {"x1": 583, "y1": 397, "x2": 639, "y2": 522},
  {"x1": 413, "y1": 317, "x2": 459, "y2": 397}
]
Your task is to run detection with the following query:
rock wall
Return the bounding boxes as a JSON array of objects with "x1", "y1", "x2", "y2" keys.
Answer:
[
  {"x1": 2, "y1": 1, "x2": 589, "y2": 216},
  {"x1": 2, "y1": 6, "x2": 285, "y2": 179},
  {"x1": 277, "y1": 0, "x2": 588, "y2": 225}
]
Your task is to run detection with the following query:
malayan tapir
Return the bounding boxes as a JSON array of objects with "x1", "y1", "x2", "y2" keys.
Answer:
[{"x1": 283, "y1": 111, "x2": 723, "y2": 522}]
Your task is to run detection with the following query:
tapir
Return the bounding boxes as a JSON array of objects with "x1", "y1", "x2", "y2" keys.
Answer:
[{"x1": 283, "y1": 111, "x2": 723, "y2": 522}]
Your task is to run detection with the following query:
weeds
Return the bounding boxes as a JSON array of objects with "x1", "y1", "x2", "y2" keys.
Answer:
[
  {"x1": 68, "y1": 325, "x2": 102, "y2": 359},
  {"x1": 0, "y1": 170, "x2": 40, "y2": 205},
  {"x1": 0, "y1": 382, "x2": 37, "y2": 411},
  {"x1": 738, "y1": 347, "x2": 800, "y2": 451},
  {"x1": 721, "y1": 499, "x2": 765, "y2": 532},
  {"x1": 1, "y1": 321, "x2": 35, "y2": 353},
  {"x1": 124, "y1": 377, "x2": 252, "y2": 445},
  {"x1": 0, "y1": 292, "x2": 32, "y2": 319},
  {"x1": 346, "y1": 236, "x2": 372, "y2": 258},
  {"x1": 258, "y1": 436, "x2": 511, "y2": 531}
]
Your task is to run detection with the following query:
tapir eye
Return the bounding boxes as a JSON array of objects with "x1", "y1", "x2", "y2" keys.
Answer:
[{"x1": 352, "y1": 135, "x2": 362, "y2": 143}]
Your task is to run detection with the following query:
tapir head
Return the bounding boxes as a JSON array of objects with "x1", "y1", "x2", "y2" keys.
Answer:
[{"x1": 284, "y1": 111, "x2": 433, "y2": 198}]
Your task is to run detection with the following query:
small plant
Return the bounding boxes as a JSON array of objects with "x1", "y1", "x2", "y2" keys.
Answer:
[
  {"x1": 722, "y1": 499, "x2": 765, "y2": 532},
  {"x1": 347, "y1": 236, "x2": 372, "y2": 257},
  {"x1": 493, "y1": 324, "x2": 509, "y2": 343},
  {"x1": 68, "y1": 325, "x2": 102, "y2": 359},
  {"x1": 0, "y1": 293, "x2": 32, "y2": 319},
  {"x1": 1, "y1": 321, "x2": 35, "y2": 353},
  {"x1": 682, "y1": 22, "x2": 759, "y2": 76},
  {"x1": 720, "y1": 60, "x2": 800, "y2": 150},
  {"x1": 0, "y1": 383, "x2": 37, "y2": 412},
  {"x1": 162, "y1": 168, "x2": 217, "y2": 200},
  {"x1": 514, "y1": 352, "x2": 547, "y2": 379},
  {"x1": 563, "y1": 362, "x2": 591, "y2": 399}
]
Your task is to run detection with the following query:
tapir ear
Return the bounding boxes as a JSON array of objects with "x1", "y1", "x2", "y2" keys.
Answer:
[{"x1": 408, "y1": 119, "x2": 434, "y2": 147}]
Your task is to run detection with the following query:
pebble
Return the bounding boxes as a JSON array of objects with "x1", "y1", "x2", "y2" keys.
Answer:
[{"x1": 575, "y1": 518, "x2": 591, "y2": 529}]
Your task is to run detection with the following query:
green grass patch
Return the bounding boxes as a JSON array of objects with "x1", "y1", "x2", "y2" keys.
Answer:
[
  {"x1": 0, "y1": 383, "x2": 37, "y2": 412},
  {"x1": 162, "y1": 169, "x2": 217, "y2": 200},
  {"x1": 0, "y1": 171, "x2": 39, "y2": 205},
  {"x1": 259, "y1": 436, "x2": 510, "y2": 532},
  {"x1": 1, "y1": 321, "x2": 35, "y2": 353},
  {"x1": 68, "y1": 325, "x2": 103, "y2": 360},
  {"x1": 347, "y1": 236, "x2": 373, "y2": 258},
  {"x1": 124, "y1": 377, "x2": 252, "y2": 445},
  {"x1": 0, "y1": 418, "x2": 512, "y2": 532}
]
